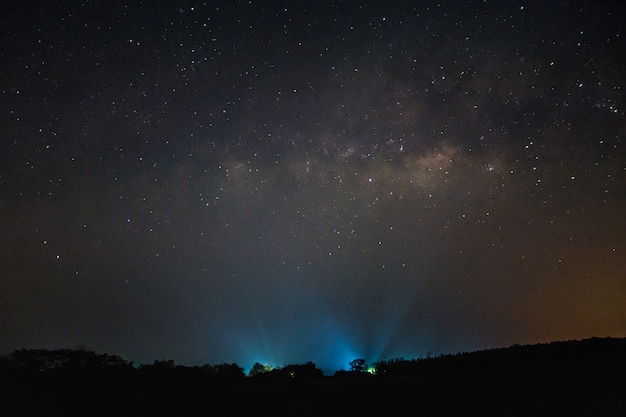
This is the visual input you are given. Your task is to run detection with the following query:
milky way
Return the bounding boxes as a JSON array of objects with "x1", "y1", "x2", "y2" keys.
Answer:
[{"x1": 1, "y1": 1, "x2": 625, "y2": 372}]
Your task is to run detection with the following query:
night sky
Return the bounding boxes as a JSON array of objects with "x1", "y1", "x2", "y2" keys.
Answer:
[{"x1": 1, "y1": 0, "x2": 625, "y2": 373}]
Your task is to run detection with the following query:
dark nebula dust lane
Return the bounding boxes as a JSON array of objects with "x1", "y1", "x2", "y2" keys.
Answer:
[{"x1": 1, "y1": 1, "x2": 625, "y2": 373}]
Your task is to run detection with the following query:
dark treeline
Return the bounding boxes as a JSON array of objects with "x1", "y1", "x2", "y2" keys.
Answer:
[{"x1": 1, "y1": 337, "x2": 625, "y2": 416}]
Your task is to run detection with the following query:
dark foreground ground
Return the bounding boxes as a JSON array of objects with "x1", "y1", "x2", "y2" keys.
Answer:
[{"x1": 1, "y1": 337, "x2": 625, "y2": 416}]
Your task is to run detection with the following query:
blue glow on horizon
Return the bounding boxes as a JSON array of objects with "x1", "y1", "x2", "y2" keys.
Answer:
[
  {"x1": 214, "y1": 268, "x2": 428, "y2": 374},
  {"x1": 225, "y1": 312, "x2": 414, "y2": 374}
]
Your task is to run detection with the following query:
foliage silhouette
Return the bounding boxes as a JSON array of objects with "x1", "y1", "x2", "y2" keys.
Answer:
[
  {"x1": 1, "y1": 337, "x2": 625, "y2": 416},
  {"x1": 349, "y1": 358, "x2": 367, "y2": 372}
]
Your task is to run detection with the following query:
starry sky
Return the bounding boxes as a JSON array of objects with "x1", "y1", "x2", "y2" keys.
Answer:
[{"x1": 1, "y1": 0, "x2": 625, "y2": 373}]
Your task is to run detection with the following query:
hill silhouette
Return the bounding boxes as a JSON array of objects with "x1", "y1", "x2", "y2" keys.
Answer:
[{"x1": 1, "y1": 337, "x2": 624, "y2": 416}]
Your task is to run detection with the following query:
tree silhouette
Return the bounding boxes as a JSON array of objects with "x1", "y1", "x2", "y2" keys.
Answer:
[
  {"x1": 349, "y1": 358, "x2": 366, "y2": 372},
  {"x1": 248, "y1": 362, "x2": 272, "y2": 376},
  {"x1": 2, "y1": 338, "x2": 626, "y2": 415},
  {"x1": 210, "y1": 363, "x2": 245, "y2": 380}
]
